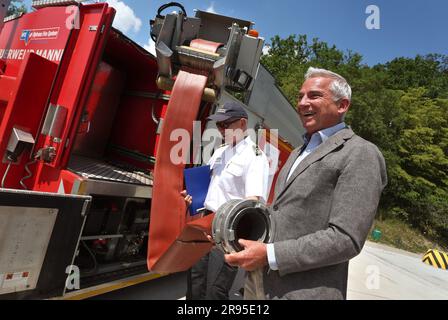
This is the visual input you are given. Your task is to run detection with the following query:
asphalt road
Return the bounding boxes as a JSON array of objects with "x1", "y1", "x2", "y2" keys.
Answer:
[
  {"x1": 348, "y1": 242, "x2": 448, "y2": 300},
  {"x1": 91, "y1": 242, "x2": 448, "y2": 300}
]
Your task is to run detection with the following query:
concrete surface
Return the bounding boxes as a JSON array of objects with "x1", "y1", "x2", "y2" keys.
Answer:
[
  {"x1": 91, "y1": 242, "x2": 448, "y2": 300},
  {"x1": 348, "y1": 241, "x2": 448, "y2": 300}
]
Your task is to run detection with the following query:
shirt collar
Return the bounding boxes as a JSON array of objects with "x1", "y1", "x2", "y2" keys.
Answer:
[
  {"x1": 235, "y1": 136, "x2": 252, "y2": 155},
  {"x1": 224, "y1": 135, "x2": 252, "y2": 156},
  {"x1": 303, "y1": 122, "x2": 347, "y2": 145}
]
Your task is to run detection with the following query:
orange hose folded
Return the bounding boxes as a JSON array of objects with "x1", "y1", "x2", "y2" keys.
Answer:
[
  {"x1": 148, "y1": 39, "x2": 223, "y2": 273},
  {"x1": 190, "y1": 39, "x2": 223, "y2": 53},
  {"x1": 147, "y1": 70, "x2": 210, "y2": 273}
]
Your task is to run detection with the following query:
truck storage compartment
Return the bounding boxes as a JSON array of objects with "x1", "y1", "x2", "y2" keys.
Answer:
[
  {"x1": 68, "y1": 30, "x2": 162, "y2": 194},
  {"x1": 75, "y1": 196, "x2": 150, "y2": 287},
  {"x1": 67, "y1": 30, "x2": 162, "y2": 283}
]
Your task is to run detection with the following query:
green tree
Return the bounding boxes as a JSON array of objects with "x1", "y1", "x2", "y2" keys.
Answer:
[
  {"x1": 261, "y1": 33, "x2": 448, "y2": 246},
  {"x1": 393, "y1": 89, "x2": 448, "y2": 235},
  {"x1": 376, "y1": 54, "x2": 448, "y2": 99},
  {"x1": 7, "y1": 0, "x2": 27, "y2": 16}
]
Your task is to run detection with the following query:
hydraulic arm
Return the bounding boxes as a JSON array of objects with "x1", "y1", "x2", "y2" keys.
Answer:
[{"x1": 147, "y1": 3, "x2": 264, "y2": 272}]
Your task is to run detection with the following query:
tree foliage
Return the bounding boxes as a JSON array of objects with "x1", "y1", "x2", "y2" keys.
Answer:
[
  {"x1": 6, "y1": 0, "x2": 27, "y2": 16},
  {"x1": 261, "y1": 35, "x2": 448, "y2": 245}
]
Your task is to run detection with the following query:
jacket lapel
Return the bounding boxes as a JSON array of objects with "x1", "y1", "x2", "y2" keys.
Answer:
[
  {"x1": 274, "y1": 128, "x2": 355, "y2": 203},
  {"x1": 273, "y1": 147, "x2": 302, "y2": 203}
]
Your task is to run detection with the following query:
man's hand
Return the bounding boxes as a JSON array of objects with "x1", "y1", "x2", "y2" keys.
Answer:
[
  {"x1": 180, "y1": 190, "x2": 192, "y2": 206},
  {"x1": 206, "y1": 234, "x2": 215, "y2": 244},
  {"x1": 224, "y1": 239, "x2": 268, "y2": 271}
]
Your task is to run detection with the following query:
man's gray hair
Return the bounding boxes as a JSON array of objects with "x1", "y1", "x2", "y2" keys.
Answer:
[{"x1": 305, "y1": 67, "x2": 352, "y2": 102}]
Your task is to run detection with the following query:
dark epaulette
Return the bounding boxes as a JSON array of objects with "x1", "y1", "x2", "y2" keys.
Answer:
[{"x1": 253, "y1": 144, "x2": 262, "y2": 156}]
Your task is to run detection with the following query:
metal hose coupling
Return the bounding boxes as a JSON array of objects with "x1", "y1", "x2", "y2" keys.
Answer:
[{"x1": 212, "y1": 199, "x2": 276, "y2": 254}]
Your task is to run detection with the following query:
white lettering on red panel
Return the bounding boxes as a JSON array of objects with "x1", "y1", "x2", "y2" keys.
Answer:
[
  {"x1": 20, "y1": 27, "x2": 60, "y2": 46},
  {"x1": 0, "y1": 49, "x2": 65, "y2": 62}
]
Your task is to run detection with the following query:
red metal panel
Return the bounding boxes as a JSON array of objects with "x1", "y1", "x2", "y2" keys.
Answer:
[
  {"x1": 0, "y1": 6, "x2": 73, "y2": 76},
  {"x1": 0, "y1": 4, "x2": 116, "y2": 191},
  {"x1": 33, "y1": 166, "x2": 81, "y2": 195},
  {"x1": 72, "y1": 61, "x2": 125, "y2": 159},
  {"x1": 0, "y1": 58, "x2": 6, "y2": 74},
  {"x1": 102, "y1": 30, "x2": 162, "y2": 168},
  {"x1": 0, "y1": 53, "x2": 57, "y2": 189},
  {"x1": 0, "y1": 75, "x2": 15, "y2": 102},
  {"x1": 109, "y1": 96, "x2": 163, "y2": 155},
  {"x1": 49, "y1": 4, "x2": 116, "y2": 169}
]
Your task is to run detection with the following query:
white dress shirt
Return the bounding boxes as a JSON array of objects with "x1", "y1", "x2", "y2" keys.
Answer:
[
  {"x1": 204, "y1": 136, "x2": 270, "y2": 212},
  {"x1": 267, "y1": 122, "x2": 347, "y2": 271}
]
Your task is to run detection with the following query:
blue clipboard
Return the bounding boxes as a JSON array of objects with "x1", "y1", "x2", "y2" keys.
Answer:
[{"x1": 184, "y1": 165, "x2": 211, "y2": 216}]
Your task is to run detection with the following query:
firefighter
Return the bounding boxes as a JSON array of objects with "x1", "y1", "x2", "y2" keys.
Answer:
[{"x1": 181, "y1": 101, "x2": 270, "y2": 300}]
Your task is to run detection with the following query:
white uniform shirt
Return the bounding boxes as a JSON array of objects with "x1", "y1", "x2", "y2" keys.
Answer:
[{"x1": 204, "y1": 136, "x2": 270, "y2": 212}]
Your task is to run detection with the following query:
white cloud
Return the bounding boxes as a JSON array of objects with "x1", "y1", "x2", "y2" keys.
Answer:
[
  {"x1": 106, "y1": 0, "x2": 142, "y2": 33},
  {"x1": 143, "y1": 38, "x2": 156, "y2": 56},
  {"x1": 206, "y1": 2, "x2": 217, "y2": 14}
]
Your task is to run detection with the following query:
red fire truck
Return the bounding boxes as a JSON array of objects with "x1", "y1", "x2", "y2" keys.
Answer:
[{"x1": 0, "y1": 1, "x2": 302, "y2": 299}]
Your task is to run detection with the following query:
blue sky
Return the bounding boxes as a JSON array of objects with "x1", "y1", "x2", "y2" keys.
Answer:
[{"x1": 23, "y1": 0, "x2": 448, "y2": 66}]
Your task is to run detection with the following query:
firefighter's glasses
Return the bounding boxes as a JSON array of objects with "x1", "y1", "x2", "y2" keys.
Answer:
[{"x1": 216, "y1": 118, "x2": 241, "y2": 129}]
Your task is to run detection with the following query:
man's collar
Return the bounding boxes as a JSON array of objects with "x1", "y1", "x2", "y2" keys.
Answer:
[
  {"x1": 229, "y1": 135, "x2": 251, "y2": 155},
  {"x1": 303, "y1": 122, "x2": 347, "y2": 145}
]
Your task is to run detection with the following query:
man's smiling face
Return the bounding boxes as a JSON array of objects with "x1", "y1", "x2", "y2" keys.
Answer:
[{"x1": 297, "y1": 77, "x2": 349, "y2": 136}]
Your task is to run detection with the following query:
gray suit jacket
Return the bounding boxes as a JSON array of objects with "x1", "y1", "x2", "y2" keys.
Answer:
[{"x1": 264, "y1": 128, "x2": 387, "y2": 300}]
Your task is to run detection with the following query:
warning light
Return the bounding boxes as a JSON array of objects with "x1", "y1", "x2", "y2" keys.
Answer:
[
  {"x1": 22, "y1": 272, "x2": 29, "y2": 278},
  {"x1": 6, "y1": 274, "x2": 13, "y2": 280},
  {"x1": 248, "y1": 29, "x2": 259, "y2": 38}
]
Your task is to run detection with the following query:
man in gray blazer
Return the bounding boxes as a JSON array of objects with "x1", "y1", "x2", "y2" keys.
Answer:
[{"x1": 225, "y1": 67, "x2": 387, "y2": 300}]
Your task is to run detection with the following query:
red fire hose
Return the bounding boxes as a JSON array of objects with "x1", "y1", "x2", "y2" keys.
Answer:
[{"x1": 148, "y1": 39, "x2": 224, "y2": 272}]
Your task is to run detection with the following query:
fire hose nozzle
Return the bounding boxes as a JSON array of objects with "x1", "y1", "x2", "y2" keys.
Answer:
[{"x1": 212, "y1": 199, "x2": 276, "y2": 254}]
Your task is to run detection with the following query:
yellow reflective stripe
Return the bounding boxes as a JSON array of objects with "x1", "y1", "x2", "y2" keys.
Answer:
[
  {"x1": 62, "y1": 273, "x2": 165, "y2": 300},
  {"x1": 433, "y1": 250, "x2": 447, "y2": 269},
  {"x1": 426, "y1": 253, "x2": 439, "y2": 268},
  {"x1": 443, "y1": 252, "x2": 448, "y2": 262},
  {"x1": 422, "y1": 258, "x2": 431, "y2": 266},
  {"x1": 422, "y1": 252, "x2": 432, "y2": 262},
  {"x1": 422, "y1": 249, "x2": 448, "y2": 270}
]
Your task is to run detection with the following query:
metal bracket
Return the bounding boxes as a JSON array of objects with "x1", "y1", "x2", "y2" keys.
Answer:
[
  {"x1": 36, "y1": 146, "x2": 56, "y2": 163},
  {"x1": 41, "y1": 104, "x2": 67, "y2": 139},
  {"x1": 156, "y1": 41, "x2": 173, "y2": 78},
  {"x1": 156, "y1": 118, "x2": 164, "y2": 135},
  {"x1": 151, "y1": 102, "x2": 160, "y2": 125}
]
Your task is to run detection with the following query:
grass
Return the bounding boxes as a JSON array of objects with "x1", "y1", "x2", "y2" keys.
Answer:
[{"x1": 368, "y1": 218, "x2": 448, "y2": 254}]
